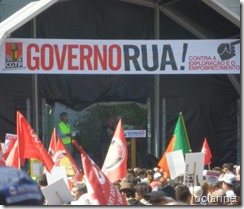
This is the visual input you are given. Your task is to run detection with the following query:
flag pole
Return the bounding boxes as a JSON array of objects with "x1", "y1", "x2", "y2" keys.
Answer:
[
  {"x1": 190, "y1": 162, "x2": 197, "y2": 205},
  {"x1": 17, "y1": 112, "x2": 21, "y2": 169},
  {"x1": 180, "y1": 112, "x2": 192, "y2": 152}
]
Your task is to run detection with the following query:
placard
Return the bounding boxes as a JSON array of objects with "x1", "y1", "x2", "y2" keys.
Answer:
[
  {"x1": 124, "y1": 130, "x2": 146, "y2": 138},
  {"x1": 166, "y1": 150, "x2": 185, "y2": 179},
  {"x1": 46, "y1": 166, "x2": 69, "y2": 187},
  {"x1": 41, "y1": 178, "x2": 73, "y2": 205},
  {"x1": 184, "y1": 152, "x2": 204, "y2": 187}
]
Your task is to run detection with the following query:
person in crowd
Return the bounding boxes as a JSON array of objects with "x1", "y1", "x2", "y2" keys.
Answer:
[
  {"x1": 134, "y1": 182, "x2": 152, "y2": 205},
  {"x1": 135, "y1": 168, "x2": 147, "y2": 183},
  {"x1": 125, "y1": 168, "x2": 136, "y2": 178},
  {"x1": 235, "y1": 165, "x2": 240, "y2": 182},
  {"x1": 0, "y1": 166, "x2": 43, "y2": 205},
  {"x1": 133, "y1": 167, "x2": 140, "y2": 178},
  {"x1": 175, "y1": 184, "x2": 191, "y2": 204},
  {"x1": 145, "y1": 184, "x2": 177, "y2": 205},
  {"x1": 99, "y1": 116, "x2": 116, "y2": 167},
  {"x1": 232, "y1": 182, "x2": 241, "y2": 205},
  {"x1": 57, "y1": 112, "x2": 73, "y2": 154},
  {"x1": 119, "y1": 182, "x2": 144, "y2": 205},
  {"x1": 70, "y1": 181, "x2": 91, "y2": 205},
  {"x1": 38, "y1": 173, "x2": 48, "y2": 205},
  {"x1": 188, "y1": 186, "x2": 203, "y2": 205},
  {"x1": 71, "y1": 181, "x2": 87, "y2": 200},
  {"x1": 201, "y1": 181, "x2": 209, "y2": 196},
  {"x1": 145, "y1": 169, "x2": 155, "y2": 185},
  {"x1": 207, "y1": 182, "x2": 221, "y2": 201},
  {"x1": 208, "y1": 188, "x2": 227, "y2": 205},
  {"x1": 121, "y1": 174, "x2": 138, "y2": 186},
  {"x1": 218, "y1": 173, "x2": 237, "y2": 199},
  {"x1": 153, "y1": 167, "x2": 160, "y2": 173},
  {"x1": 219, "y1": 163, "x2": 234, "y2": 179},
  {"x1": 150, "y1": 172, "x2": 163, "y2": 189},
  {"x1": 212, "y1": 166, "x2": 222, "y2": 173},
  {"x1": 38, "y1": 173, "x2": 48, "y2": 189}
]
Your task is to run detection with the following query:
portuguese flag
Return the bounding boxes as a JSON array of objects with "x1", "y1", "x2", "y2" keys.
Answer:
[{"x1": 158, "y1": 112, "x2": 191, "y2": 178}]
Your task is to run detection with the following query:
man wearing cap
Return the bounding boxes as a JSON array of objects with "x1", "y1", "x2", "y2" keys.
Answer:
[
  {"x1": 119, "y1": 182, "x2": 145, "y2": 205},
  {"x1": 0, "y1": 166, "x2": 43, "y2": 205},
  {"x1": 218, "y1": 173, "x2": 237, "y2": 199}
]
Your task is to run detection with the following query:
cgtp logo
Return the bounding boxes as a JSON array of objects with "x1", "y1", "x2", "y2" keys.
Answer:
[{"x1": 5, "y1": 42, "x2": 23, "y2": 68}]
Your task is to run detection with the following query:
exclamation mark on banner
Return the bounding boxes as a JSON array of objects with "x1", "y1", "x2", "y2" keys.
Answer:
[{"x1": 180, "y1": 43, "x2": 188, "y2": 70}]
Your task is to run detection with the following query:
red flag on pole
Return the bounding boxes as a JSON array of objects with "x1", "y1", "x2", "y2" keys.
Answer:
[
  {"x1": 0, "y1": 143, "x2": 6, "y2": 166},
  {"x1": 102, "y1": 119, "x2": 128, "y2": 183},
  {"x1": 73, "y1": 140, "x2": 127, "y2": 205},
  {"x1": 52, "y1": 137, "x2": 83, "y2": 189},
  {"x1": 48, "y1": 128, "x2": 57, "y2": 156},
  {"x1": 5, "y1": 140, "x2": 25, "y2": 168},
  {"x1": 3, "y1": 135, "x2": 16, "y2": 160},
  {"x1": 201, "y1": 137, "x2": 212, "y2": 165},
  {"x1": 16, "y1": 111, "x2": 54, "y2": 172}
]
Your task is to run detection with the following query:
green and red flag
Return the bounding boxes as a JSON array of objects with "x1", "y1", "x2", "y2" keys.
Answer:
[{"x1": 158, "y1": 112, "x2": 191, "y2": 178}]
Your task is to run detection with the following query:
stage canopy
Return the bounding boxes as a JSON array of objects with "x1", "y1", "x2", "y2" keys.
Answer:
[{"x1": 0, "y1": 0, "x2": 240, "y2": 167}]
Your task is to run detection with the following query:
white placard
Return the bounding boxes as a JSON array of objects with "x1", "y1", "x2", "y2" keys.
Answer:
[
  {"x1": 204, "y1": 170, "x2": 220, "y2": 184},
  {"x1": 184, "y1": 152, "x2": 204, "y2": 187},
  {"x1": 4, "y1": 133, "x2": 17, "y2": 152},
  {"x1": 124, "y1": 130, "x2": 146, "y2": 138},
  {"x1": 41, "y1": 178, "x2": 73, "y2": 205},
  {"x1": 46, "y1": 166, "x2": 69, "y2": 187},
  {"x1": 166, "y1": 150, "x2": 185, "y2": 179}
]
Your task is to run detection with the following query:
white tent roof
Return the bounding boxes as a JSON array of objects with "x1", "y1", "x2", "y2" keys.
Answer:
[
  {"x1": 0, "y1": 0, "x2": 58, "y2": 46},
  {"x1": 0, "y1": 0, "x2": 240, "y2": 47},
  {"x1": 202, "y1": 0, "x2": 240, "y2": 27}
]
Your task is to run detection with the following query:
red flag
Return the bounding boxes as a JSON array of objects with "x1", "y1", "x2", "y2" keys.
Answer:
[
  {"x1": 3, "y1": 134, "x2": 17, "y2": 159},
  {"x1": 5, "y1": 140, "x2": 25, "y2": 168},
  {"x1": 73, "y1": 140, "x2": 127, "y2": 205},
  {"x1": 48, "y1": 128, "x2": 57, "y2": 156},
  {"x1": 52, "y1": 137, "x2": 83, "y2": 188},
  {"x1": 201, "y1": 137, "x2": 212, "y2": 165},
  {"x1": 102, "y1": 119, "x2": 128, "y2": 183},
  {"x1": 3, "y1": 135, "x2": 16, "y2": 160},
  {"x1": 17, "y1": 111, "x2": 54, "y2": 172},
  {"x1": 0, "y1": 143, "x2": 6, "y2": 166}
]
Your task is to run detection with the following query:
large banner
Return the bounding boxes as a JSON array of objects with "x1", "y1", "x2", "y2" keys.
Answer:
[{"x1": 0, "y1": 38, "x2": 240, "y2": 74}]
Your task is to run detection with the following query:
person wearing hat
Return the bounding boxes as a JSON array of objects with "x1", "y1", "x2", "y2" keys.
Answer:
[
  {"x1": 149, "y1": 172, "x2": 163, "y2": 189},
  {"x1": 145, "y1": 184, "x2": 178, "y2": 205},
  {"x1": 119, "y1": 182, "x2": 144, "y2": 205},
  {"x1": 218, "y1": 173, "x2": 237, "y2": 198},
  {"x1": 189, "y1": 185, "x2": 203, "y2": 205},
  {"x1": 0, "y1": 166, "x2": 43, "y2": 205}
]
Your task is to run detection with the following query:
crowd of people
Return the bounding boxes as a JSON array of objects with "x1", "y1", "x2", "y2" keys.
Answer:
[
  {"x1": 0, "y1": 162, "x2": 240, "y2": 205},
  {"x1": 0, "y1": 112, "x2": 241, "y2": 205}
]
